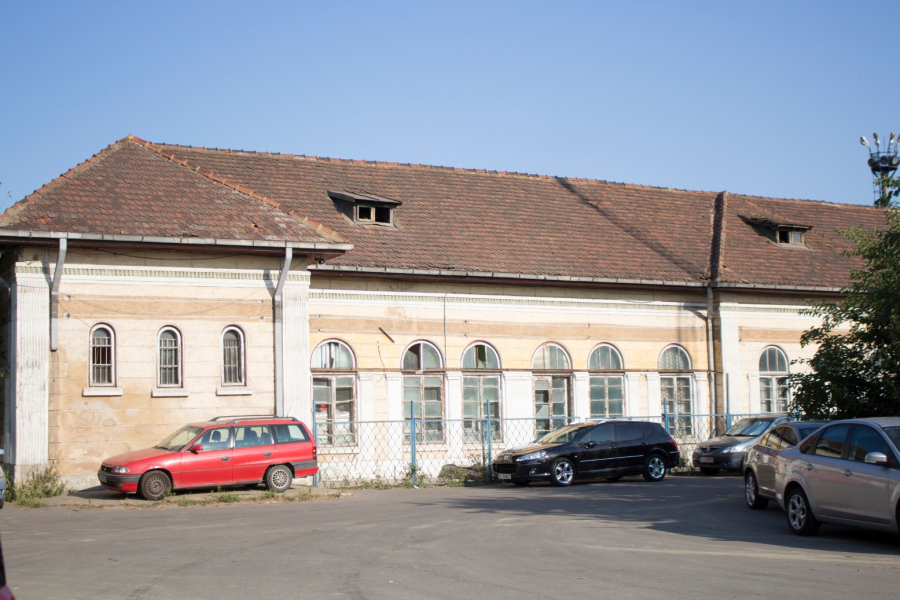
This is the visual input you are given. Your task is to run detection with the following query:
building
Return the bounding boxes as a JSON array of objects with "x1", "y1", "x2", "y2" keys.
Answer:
[{"x1": 0, "y1": 135, "x2": 885, "y2": 487}]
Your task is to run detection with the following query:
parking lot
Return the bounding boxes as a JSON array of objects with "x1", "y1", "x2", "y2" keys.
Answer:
[{"x1": 2, "y1": 476, "x2": 898, "y2": 599}]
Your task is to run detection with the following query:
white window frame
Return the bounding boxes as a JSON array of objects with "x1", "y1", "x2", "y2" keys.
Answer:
[
  {"x1": 220, "y1": 326, "x2": 246, "y2": 387},
  {"x1": 89, "y1": 323, "x2": 116, "y2": 387},
  {"x1": 588, "y1": 343, "x2": 625, "y2": 418},
  {"x1": 311, "y1": 340, "x2": 358, "y2": 446},
  {"x1": 759, "y1": 346, "x2": 790, "y2": 413},
  {"x1": 461, "y1": 342, "x2": 502, "y2": 443},
  {"x1": 659, "y1": 345, "x2": 693, "y2": 435},
  {"x1": 402, "y1": 340, "x2": 444, "y2": 444},
  {"x1": 157, "y1": 326, "x2": 183, "y2": 388}
]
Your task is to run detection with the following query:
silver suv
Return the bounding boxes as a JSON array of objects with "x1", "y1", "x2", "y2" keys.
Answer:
[{"x1": 774, "y1": 417, "x2": 900, "y2": 536}]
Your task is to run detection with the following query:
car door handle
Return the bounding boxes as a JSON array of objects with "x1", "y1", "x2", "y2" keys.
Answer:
[
  {"x1": 264, "y1": 452, "x2": 272, "y2": 457},
  {"x1": 221, "y1": 457, "x2": 230, "y2": 461},
  {"x1": 842, "y1": 469, "x2": 852, "y2": 477}
]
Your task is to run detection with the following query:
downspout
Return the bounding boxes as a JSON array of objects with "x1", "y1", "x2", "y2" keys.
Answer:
[
  {"x1": 50, "y1": 238, "x2": 67, "y2": 351},
  {"x1": 706, "y1": 284, "x2": 717, "y2": 415},
  {"x1": 273, "y1": 247, "x2": 292, "y2": 417}
]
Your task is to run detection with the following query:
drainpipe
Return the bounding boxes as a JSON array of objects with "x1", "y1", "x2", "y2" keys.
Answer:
[
  {"x1": 273, "y1": 247, "x2": 292, "y2": 417},
  {"x1": 50, "y1": 238, "x2": 67, "y2": 351},
  {"x1": 706, "y1": 285, "x2": 717, "y2": 415}
]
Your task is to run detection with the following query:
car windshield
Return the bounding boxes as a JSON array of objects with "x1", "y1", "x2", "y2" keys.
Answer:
[
  {"x1": 534, "y1": 425, "x2": 588, "y2": 445},
  {"x1": 723, "y1": 419, "x2": 772, "y2": 437},
  {"x1": 155, "y1": 425, "x2": 204, "y2": 452},
  {"x1": 884, "y1": 427, "x2": 900, "y2": 450}
]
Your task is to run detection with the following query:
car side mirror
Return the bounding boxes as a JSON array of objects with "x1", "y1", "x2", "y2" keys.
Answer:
[
  {"x1": 864, "y1": 452, "x2": 888, "y2": 466},
  {"x1": 189, "y1": 444, "x2": 203, "y2": 454},
  {"x1": 584, "y1": 441, "x2": 597, "y2": 449}
]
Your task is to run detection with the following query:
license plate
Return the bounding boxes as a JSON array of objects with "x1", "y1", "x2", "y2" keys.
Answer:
[
  {"x1": 98, "y1": 474, "x2": 108, "y2": 483},
  {"x1": 497, "y1": 473, "x2": 511, "y2": 480},
  {"x1": 699, "y1": 457, "x2": 714, "y2": 464}
]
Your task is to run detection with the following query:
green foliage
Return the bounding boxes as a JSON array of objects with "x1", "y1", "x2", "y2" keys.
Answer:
[
  {"x1": 790, "y1": 176, "x2": 900, "y2": 418},
  {"x1": 401, "y1": 462, "x2": 421, "y2": 487},
  {"x1": 217, "y1": 492, "x2": 241, "y2": 504},
  {"x1": 8, "y1": 466, "x2": 67, "y2": 507}
]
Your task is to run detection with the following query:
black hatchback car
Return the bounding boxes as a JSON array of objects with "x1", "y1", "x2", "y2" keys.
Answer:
[{"x1": 492, "y1": 420, "x2": 680, "y2": 486}]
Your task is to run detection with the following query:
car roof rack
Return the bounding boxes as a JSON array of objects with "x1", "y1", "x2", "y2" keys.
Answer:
[{"x1": 209, "y1": 415, "x2": 300, "y2": 424}]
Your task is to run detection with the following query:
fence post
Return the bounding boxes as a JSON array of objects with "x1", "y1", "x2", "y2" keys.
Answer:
[
  {"x1": 410, "y1": 408, "x2": 417, "y2": 485},
  {"x1": 486, "y1": 415, "x2": 493, "y2": 481},
  {"x1": 663, "y1": 401, "x2": 670, "y2": 433},
  {"x1": 311, "y1": 403, "x2": 319, "y2": 488}
]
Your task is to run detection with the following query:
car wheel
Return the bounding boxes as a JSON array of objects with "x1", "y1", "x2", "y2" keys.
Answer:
[
  {"x1": 642, "y1": 454, "x2": 667, "y2": 482},
  {"x1": 265, "y1": 465, "x2": 293, "y2": 493},
  {"x1": 699, "y1": 467, "x2": 718, "y2": 476},
  {"x1": 744, "y1": 471, "x2": 769, "y2": 510},
  {"x1": 512, "y1": 480, "x2": 530, "y2": 487},
  {"x1": 605, "y1": 476, "x2": 621, "y2": 483},
  {"x1": 786, "y1": 487, "x2": 820, "y2": 536},
  {"x1": 139, "y1": 470, "x2": 171, "y2": 501},
  {"x1": 550, "y1": 458, "x2": 575, "y2": 487}
]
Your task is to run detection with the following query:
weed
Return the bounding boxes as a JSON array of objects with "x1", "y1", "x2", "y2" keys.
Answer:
[
  {"x1": 401, "y1": 463, "x2": 421, "y2": 488},
  {"x1": 217, "y1": 492, "x2": 241, "y2": 504},
  {"x1": 8, "y1": 466, "x2": 67, "y2": 506}
]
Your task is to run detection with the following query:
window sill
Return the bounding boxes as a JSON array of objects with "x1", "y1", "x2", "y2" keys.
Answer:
[
  {"x1": 152, "y1": 388, "x2": 190, "y2": 398},
  {"x1": 216, "y1": 387, "x2": 253, "y2": 396},
  {"x1": 82, "y1": 387, "x2": 123, "y2": 397}
]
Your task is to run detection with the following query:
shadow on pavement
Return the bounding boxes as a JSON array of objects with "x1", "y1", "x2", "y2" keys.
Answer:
[{"x1": 431, "y1": 475, "x2": 900, "y2": 555}]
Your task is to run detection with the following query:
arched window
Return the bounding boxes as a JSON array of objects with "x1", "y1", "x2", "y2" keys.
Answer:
[
  {"x1": 461, "y1": 343, "x2": 500, "y2": 370},
  {"x1": 659, "y1": 345, "x2": 692, "y2": 435},
  {"x1": 221, "y1": 327, "x2": 245, "y2": 386},
  {"x1": 312, "y1": 340, "x2": 355, "y2": 369},
  {"x1": 532, "y1": 344, "x2": 570, "y2": 370},
  {"x1": 588, "y1": 344, "x2": 624, "y2": 418},
  {"x1": 402, "y1": 341, "x2": 443, "y2": 443},
  {"x1": 157, "y1": 327, "x2": 182, "y2": 387},
  {"x1": 311, "y1": 340, "x2": 356, "y2": 446},
  {"x1": 659, "y1": 346, "x2": 691, "y2": 371},
  {"x1": 759, "y1": 346, "x2": 790, "y2": 413},
  {"x1": 461, "y1": 343, "x2": 501, "y2": 442},
  {"x1": 89, "y1": 324, "x2": 115, "y2": 386},
  {"x1": 532, "y1": 344, "x2": 572, "y2": 436}
]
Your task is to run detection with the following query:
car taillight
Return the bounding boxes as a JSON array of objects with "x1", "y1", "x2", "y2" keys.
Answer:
[
  {"x1": 312, "y1": 446, "x2": 317, "y2": 458},
  {"x1": 666, "y1": 438, "x2": 678, "y2": 449}
]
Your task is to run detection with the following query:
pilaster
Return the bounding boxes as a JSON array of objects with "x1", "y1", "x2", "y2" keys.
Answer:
[
  {"x1": 282, "y1": 273, "x2": 310, "y2": 421},
  {"x1": 572, "y1": 371, "x2": 589, "y2": 420},
  {"x1": 625, "y1": 373, "x2": 641, "y2": 417}
]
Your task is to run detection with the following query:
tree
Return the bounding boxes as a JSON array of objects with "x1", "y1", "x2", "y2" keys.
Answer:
[{"x1": 789, "y1": 176, "x2": 900, "y2": 419}]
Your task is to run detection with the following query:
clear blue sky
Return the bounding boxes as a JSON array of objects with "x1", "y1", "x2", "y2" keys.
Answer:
[{"x1": 1, "y1": 2, "x2": 897, "y2": 211}]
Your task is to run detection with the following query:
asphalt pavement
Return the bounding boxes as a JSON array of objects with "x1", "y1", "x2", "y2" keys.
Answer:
[{"x1": 2, "y1": 476, "x2": 898, "y2": 599}]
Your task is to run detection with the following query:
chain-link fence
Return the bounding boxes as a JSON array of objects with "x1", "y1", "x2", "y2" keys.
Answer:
[{"x1": 312, "y1": 412, "x2": 761, "y2": 487}]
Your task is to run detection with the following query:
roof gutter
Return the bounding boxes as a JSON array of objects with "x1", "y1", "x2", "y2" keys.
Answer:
[
  {"x1": 273, "y1": 247, "x2": 292, "y2": 417},
  {"x1": 50, "y1": 238, "x2": 67, "y2": 351},
  {"x1": 0, "y1": 229, "x2": 352, "y2": 255}
]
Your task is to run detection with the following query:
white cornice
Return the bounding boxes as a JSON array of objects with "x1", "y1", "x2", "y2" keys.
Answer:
[{"x1": 15, "y1": 264, "x2": 310, "y2": 288}]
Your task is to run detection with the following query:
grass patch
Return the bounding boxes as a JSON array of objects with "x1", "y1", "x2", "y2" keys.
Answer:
[
  {"x1": 217, "y1": 492, "x2": 241, "y2": 504},
  {"x1": 7, "y1": 466, "x2": 67, "y2": 507}
]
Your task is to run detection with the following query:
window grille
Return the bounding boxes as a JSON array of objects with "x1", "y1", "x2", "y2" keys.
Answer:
[
  {"x1": 158, "y1": 329, "x2": 181, "y2": 387},
  {"x1": 590, "y1": 376, "x2": 624, "y2": 418},
  {"x1": 314, "y1": 376, "x2": 356, "y2": 445},
  {"x1": 463, "y1": 376, "x2": 501, "y2": 442},
  {"x1": 659, "y1": 346, "x2": 691, "y2": 371},
  {"x1": 759, "y1": 347, "x2": 790, "y2": 412},
  {"x1": 403, "y1": 375, "x2": 444, "y2": 443},
  {"x1": 90, "y1": 327, "x2": 114, "y2": 386},
  {"x1": 534, "y1": 376, "x2": 568, "y2": 436},
  {"x1": 589, "y1": 344, "x2": 623, "y2": 370},
  {"x1": 222, "y1": 329, "x2": 243, "y2": 385},
  {"x1": 532, "y1": 344, "x2": 570, "y2": 370}
]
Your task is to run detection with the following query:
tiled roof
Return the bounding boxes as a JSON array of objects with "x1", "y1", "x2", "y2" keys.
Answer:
[
  {"x1": 1, "y1": 136, "x2": 887, "y2": 289},
  {"x1": 0, "y1": 136, "x2": 344, "y2": 244}
]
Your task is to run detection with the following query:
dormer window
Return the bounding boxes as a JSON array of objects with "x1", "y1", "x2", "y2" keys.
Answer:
[
  {"x1": 329, "y1": 190, "x2": 401, "y2": 226},
  {"x1": 740, "y1": 214, "x2": 811, "y2": 248},
  {"x1": 777, "y1": 229, "x2": 804, "y2": 245}
]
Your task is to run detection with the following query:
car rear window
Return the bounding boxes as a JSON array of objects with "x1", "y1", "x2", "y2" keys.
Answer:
[{"x1": 273, "y1": 424, "x2": 310, "y2": 444}]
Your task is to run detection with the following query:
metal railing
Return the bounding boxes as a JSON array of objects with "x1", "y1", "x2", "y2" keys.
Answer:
[{"x1": 310, "y1": 412, "x2": 762, "y2": 487}]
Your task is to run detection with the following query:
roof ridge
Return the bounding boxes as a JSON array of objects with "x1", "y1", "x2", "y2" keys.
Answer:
[
  {"x1": 127, "y1": 135, "x2": 347, "y2": 244},
  {"x1": 0, "y1": 137, "x2": 132, "y2": 228},
  {"x1": 150, "y1": 140, "x2": 719, "y2": 197}
]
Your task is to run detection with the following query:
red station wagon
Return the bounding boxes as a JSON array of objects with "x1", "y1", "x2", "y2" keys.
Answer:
[{"x1": 98, "y1": 415, "x2": 318, "y2": 500}]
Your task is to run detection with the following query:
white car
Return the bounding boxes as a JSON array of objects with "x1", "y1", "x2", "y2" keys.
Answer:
[{"x1": 774, "y1": 417, "x2": 900, "y2": 536}]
